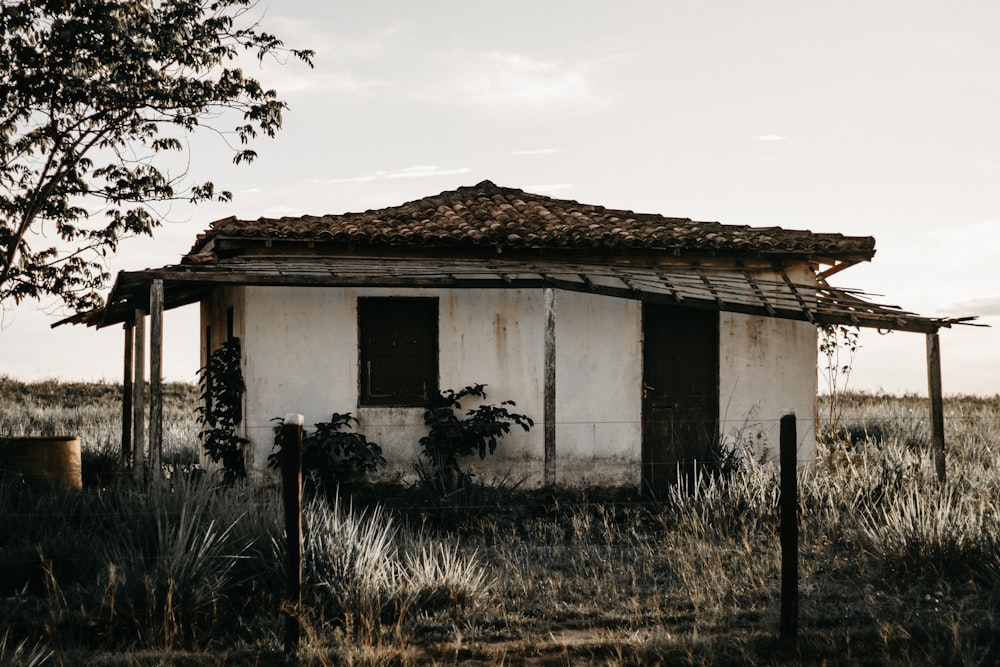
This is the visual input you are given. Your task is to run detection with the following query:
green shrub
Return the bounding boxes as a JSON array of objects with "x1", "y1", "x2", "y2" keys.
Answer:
[
  {"x1": 196, "y1": 338, "x2": 248, "y2": 484},
  {"x1": 268, "y1": 413, "x2": 386, "y2": 493},
  {"x1": 416, "y1": 384, "x2": 533, "y2": 496}
]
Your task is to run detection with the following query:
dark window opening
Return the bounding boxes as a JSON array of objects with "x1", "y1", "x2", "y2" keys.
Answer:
[
  {"x1": 359, "y1": 298, "x2": 438, "y2": 406},
  {"x1": 226, "y1": 307, "x2": 234, "y2": 340}
]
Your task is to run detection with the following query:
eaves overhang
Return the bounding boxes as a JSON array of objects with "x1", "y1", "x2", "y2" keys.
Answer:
[{"x1": 54, "y1": 255, "x2": 977, "y2": 335}]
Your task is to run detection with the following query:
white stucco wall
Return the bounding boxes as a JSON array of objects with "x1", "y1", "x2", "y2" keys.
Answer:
[
  {"x1": 555, "y1": 290, "x2": 643, "y2": 486},
  {"x1": 239, "y1": 285, "x2": 360, "y2": 473},
  {"x1": 232, "y1": 286, "x2": 549, "y2": 483},
  {"x1": 201, "y1": 276, "x2": 819, "y2": 485},
  {"x1": 718, "y1": 312, "x2": 817, "y2": 466}
]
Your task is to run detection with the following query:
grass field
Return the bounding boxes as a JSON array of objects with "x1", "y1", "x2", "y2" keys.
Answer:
[{"x1": 0, "y1": 377, "x2": 997, "y2": 666}]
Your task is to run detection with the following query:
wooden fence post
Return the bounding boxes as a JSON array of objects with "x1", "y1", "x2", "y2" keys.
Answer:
[
  {"x1": 926, "y1": 332, "x2": 946, "y2": 483},
  {"x1": 149, "y1": 279, "x2": 164, "y2": 484},
  {"x1": 544, "y1": 287, "x2": 556, "y2": 487},
  {"x1": 132, "y1": 308, "x2": 146, "y2": 481},
  {"x1": 282, "y1": 413, "x2": 304, "y2": 655},
  {"x1": 780, "y1": 411, "x2": 798, "y2": 640},
  {"x1": 122, "y1": 322, "x2": 134, "y2": 467}
]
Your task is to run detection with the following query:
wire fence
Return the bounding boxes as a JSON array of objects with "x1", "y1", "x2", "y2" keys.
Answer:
[{"x1": 1, "y1": 404, "x2": 997, "y2": 573}]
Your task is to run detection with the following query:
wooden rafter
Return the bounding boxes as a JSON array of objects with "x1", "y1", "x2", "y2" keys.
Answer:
[{"x1": 56, "y1": 256, "x2": 976, "y2": 335}]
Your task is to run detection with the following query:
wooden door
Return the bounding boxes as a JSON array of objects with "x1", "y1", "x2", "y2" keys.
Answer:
[{"x1": 642, "y1": 304, "x2": 719, "y2": 493}]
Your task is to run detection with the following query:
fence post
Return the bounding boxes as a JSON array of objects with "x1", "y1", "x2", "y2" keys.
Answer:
[
  {"x1": 926, "y1": 331, "x2": 946, "y2": 483},
  {"x1": 780, "y1": 411, "x2": 798, "y2": 640},
  {"x1": 121, "y1": 322, "x2": 134, "y2": 467},
  {"x1": 132, "y1": 308, "x2": 146, "y2": 481},
  {"x1": 543, "y1": 287, "x2": 556, "y2": 487},
  {"x1": 282, "y1": 413, "x2": 304, "y2": 655},
  {"x1": 149, "y1": 279, "x2": 164, "y2": 484}
]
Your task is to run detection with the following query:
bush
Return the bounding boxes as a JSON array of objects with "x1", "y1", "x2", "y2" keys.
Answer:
[
  {"x1": 269, "y1": 413, "x2": 386, "y2": 493},
  {"x1": 416, "y1": 384, "x2": 533, "y2": 496},
  {"x1": 196, "y1": 338, "x2": 248, "y2": 484}
]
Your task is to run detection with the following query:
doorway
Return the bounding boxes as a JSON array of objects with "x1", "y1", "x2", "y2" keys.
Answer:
[{"x1": 641, "y1": 304, "x2": 719, "y2": 493}]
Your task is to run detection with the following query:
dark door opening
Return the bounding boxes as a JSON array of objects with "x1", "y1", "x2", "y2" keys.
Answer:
[{"x1": 641, "y1": 304, "x2": 719, "y2": 494}]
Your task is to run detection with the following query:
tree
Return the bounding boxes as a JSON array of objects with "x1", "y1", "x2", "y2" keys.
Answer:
[{"x1": 0, "y1": 0, "x2": 312, "y2": 312}]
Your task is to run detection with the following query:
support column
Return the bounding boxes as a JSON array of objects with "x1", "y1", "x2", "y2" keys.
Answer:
[
  {"x1": 926, "y1": 331, "x2": 946, "y2": 483},
  {"x1": 779, "y1": 412, "x2": 799, "y2": 639},
  {"x1": 132, "y1": 308, "x2": 146, "y2": 481},
  {"x1": 122, "y1": 322, "x2": 134, "y2": 466},
  {"x1": 149, "y1": 279, "x2": 164, "y2": 483},
  {"x1": 543, "y1": 287, "x2": 556, "y2": 487}
]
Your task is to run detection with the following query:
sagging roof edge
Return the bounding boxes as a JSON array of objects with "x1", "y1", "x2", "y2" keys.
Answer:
[{"x1": 53, "y1": 261, "x2": 980, "y2": 336}]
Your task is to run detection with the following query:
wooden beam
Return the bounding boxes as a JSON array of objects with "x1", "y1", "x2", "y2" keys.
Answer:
[
  {"x1": 780, "y1": 412, "x2": 799, "y2": 639},
  {"x1": 693, "y1": 265, "x2": 724, "y2": 308},
  {"x1": 85, "y1": 261, "x2": 961, "y2": 335},
  {"x1": 132, "y1": 308, "x2": 146, "y2": 481},
  {"x1": 926, "y1": 332, "x2": 946, "y2": 483},
  {"x1": 817, "y1": 260, "x2": 858, "y2": 281},
  {"x1": 654, "y1": 270, "x2": 684, "y2": 302},
  {"x1": 741, "y1": 269, "x2": 776, "y2": 316},
  {"x1": 281, "y1": 414, "x2": 304, "y2": 655},
  {"x1": 149, "y1": 279, "x2": 164, "y2": 484},
  {"x1": 544, "y1": 287, "x2": 556, "y2": 487},
  {"x1": 779, "y1": 268, "x2": 815, "y2": 323},
  {"x1": 122, "y1": 322, "x2": 134, "y2": 467}
]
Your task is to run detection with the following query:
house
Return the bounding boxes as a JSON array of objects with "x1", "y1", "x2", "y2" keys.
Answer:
[{"x1": 60, "y1": 181, "x2": 972, "y2": 488}]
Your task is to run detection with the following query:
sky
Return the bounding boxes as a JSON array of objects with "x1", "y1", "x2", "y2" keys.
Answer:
[{"x1": 2, "y1": 0, "x2": 998, "y2": 395}]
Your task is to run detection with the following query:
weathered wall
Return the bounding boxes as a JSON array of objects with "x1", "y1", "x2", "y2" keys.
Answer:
[
  {"x1": 201, "y1": 274, "x2": 819, "y2": 484},
  {"x1": 555, "y1": 290, "x2": 643, "y2": 486},
  {"x1": 231, "y1": 286, "x2": 547, "y2": 482},
  {"x1": 239, "y1": 285, "x2": 359, "y2": 473},
  {"x1": 436, "y1": 288, "x2": 546, "y2": 485},
  {"x1": 718, "y1": 310, "x2": 818, "y2": 467}
]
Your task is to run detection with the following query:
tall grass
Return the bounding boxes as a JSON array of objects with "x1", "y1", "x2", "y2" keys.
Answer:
[
  {"x1": 0, "y1": 376, "x2": 199, "y2": 465},
  {"x1": 0, "y1": 386, "x2": 997, "y2": 664},
  {"x1": 0, "y1": 629, "x2": 52, "y2": 667}
]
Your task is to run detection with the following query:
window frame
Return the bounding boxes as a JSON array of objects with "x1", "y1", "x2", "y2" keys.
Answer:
[{"x1": 358, "y1": 297, "x2": 439, "y2": 407}]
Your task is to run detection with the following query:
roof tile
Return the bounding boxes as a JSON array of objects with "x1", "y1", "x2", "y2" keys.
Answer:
[{"x1": 186, "y1": 180, "x2": 875, "y2": 259}]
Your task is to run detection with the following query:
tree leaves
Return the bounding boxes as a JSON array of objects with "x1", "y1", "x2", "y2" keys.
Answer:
[{"x1": 0, "y1": 0, "x2": 313, "y2": 311}]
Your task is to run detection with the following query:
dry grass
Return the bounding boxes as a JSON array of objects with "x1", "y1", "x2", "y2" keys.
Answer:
[{"x1": 0, "y1": 383, "x2": 998, "y2": 665}]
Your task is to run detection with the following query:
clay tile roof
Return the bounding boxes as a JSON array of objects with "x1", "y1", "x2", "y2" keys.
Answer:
[{"x1": 185, "y1": 180, "x2": 875, "y2": 260}]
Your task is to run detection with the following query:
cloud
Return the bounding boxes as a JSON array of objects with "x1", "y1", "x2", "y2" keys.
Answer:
[
  {"x1": 756, "y1": 134, "x2": 788, "y2": 142},
  {"x1": 419, "y1": 50, "x2": 609, "y2": 114},
  {"x1": 311, "y1": 165, "x2": 472, "y2": 185},
  {"x1": 269, "y1": 69, "x2": 394, "y2": 97},
  {"x1": 512, "y1": 148, "x2": 563, "y2": 156},
  {"x1": 921, "y1": 220, "x2": 1000, "y2": 241},
  {"x1": 941, "y1": 296, "x2": 1000, "y2": 317},
  {"x1": 266, "y1": 14, "x2": 409, "y2": 61}
]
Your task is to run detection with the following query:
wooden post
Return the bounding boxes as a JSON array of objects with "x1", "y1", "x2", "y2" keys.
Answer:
[
  {"x1": 543, "y1": 287, "x2": 556, "y2": 487},
  {"x1": 149, "y1": 280, "x2": 164, "y2": 483},
  {"x1": 780, "y1": 412, "x2": 798, "y2": 640},
  {"x1": 122, "y1": 322, "x2": 134, "y2": 467},
  {"x1": 282, "y1": 414, "x2": 304, "y2": 655},
  {"x1": 926, "y1": 331, "x2": 946, "y2": 483},
  {"x1": 132, "y1": 308, "x2": 146, "y2": 481}
]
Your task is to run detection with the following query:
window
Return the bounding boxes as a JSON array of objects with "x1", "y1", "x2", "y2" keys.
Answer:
[{"x1": 359, "y1": 298, "x2": 438, "y2": 406}]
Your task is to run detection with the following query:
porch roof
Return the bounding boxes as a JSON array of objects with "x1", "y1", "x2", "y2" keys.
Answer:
[{"x1": 55, "y1": 255, "x2": 975, "y2": 334}]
